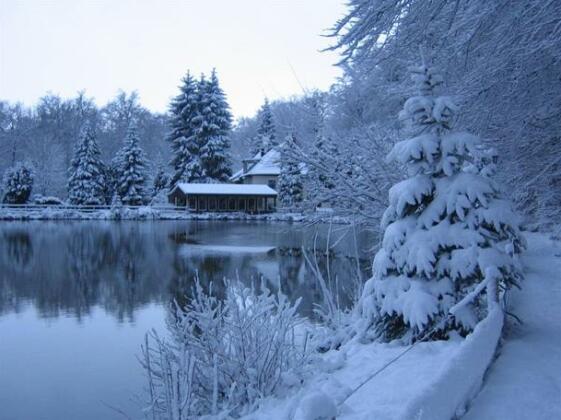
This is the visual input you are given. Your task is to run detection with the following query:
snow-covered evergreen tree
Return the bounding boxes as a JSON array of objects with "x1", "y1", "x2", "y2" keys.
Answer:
[
  {"x1": 199, "y1": 69, "x2": 233, "y2": 182},
  {"x1": 67, "y1": 124, "x2": 106, "y2": 205},
  {"x1": 168, "y1": 72, "x2": 204, "y2": 188},
  {"x1": 151, "y1": 165, "x2": 169, "y2": 197},
  {"x1": 359, "y1": 59, "x2": 524, "y2": 343},
  {"x1": 278, "y1": 134, "x2": 304, "y2": 208},
  {"x1": 102, "y1": 161, "x2": 120, "y2": 205},
  {"x1": 251, "y1": 99, "x2": 277, "y2": 155},
  {"x1": 116, "y1": 123, "x2": 149, "y2": 205},
  {"x1": 2, "y1": 161, "x2": 34, "y2": 204}
]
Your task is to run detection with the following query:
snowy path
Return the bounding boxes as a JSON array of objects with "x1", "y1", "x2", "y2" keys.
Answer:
[
  {"x1": 243, "y1": 338, "x2": 464, "y2": 420},
  {"x1": 464, "y1": 233, "x2": 561, "y2": 420}
]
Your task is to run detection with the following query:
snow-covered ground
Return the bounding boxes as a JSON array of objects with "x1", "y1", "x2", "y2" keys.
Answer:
[
  {"x1": 242, "y1": 232, "x2": 561, "y2": 420},
  {"x1": 242, "y1": 338, "x2": 460, "y2": 420},
  {"x1": 463, "y1": 233, "x2": 561, "y2": 420},
  {"x1": 242, "y1": 310, "x2": 502, "y2": 420},
  {"x1": 243, "y1": 294, "x2": 503, "y2": 420}
]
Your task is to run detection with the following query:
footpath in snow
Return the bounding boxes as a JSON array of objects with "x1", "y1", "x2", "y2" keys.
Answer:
[{"x1": 464, "y1": 233, "x2": 561, "y2": 420}]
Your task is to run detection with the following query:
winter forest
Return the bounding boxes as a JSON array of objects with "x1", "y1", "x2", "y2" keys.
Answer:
[
  {"x1": 2, "y1": 1, "x2": 561, "y2": 225},
  {"x1": 1, "y1": 1, "x2": 560, "y2": 420}
]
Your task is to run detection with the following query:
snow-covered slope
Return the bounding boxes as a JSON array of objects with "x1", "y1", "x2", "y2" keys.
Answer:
[{"x1": 463, "y1": 233, "x2": 561, "y2": 420}]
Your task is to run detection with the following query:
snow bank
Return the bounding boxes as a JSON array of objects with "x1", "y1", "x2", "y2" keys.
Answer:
[
  {"x1": 240, "y1": 302, "x2": 503, "y2": 420},
  {"x1": 293, "y1": 392, "x2": 337, "y2": 420},
  {"x1": 464, "y1": 233, "x2": 561, "y2": 420},
  {"x1": 399, "y1": 307, "x2": 504, "y2": 420},
  {"x1": 0, "y1": 207, "x2": 353, "y2": 224}
]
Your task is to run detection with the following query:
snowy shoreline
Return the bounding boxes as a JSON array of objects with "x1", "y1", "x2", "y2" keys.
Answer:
[{"x1": 0, "y1": 206, "x2": 354, "y2": 224}]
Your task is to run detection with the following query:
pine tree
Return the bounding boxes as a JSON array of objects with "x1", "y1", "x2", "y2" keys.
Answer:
[
  {"x1": 251, "y1": 99, "x2": 276, "y2": 156},
  {"x1": 68, "y1": 124, "x2": 106, "y2": 205},
  {"x1": 2, "y1": 161, "x2": 34, "y2": 204},
  {"x1": 168, "y1": 72, "x2": 204, "y2": 188},
  {"x1": 278, "y1": 134, "x2": 304, "y2": 208},
  {"x1": 116, "y1": 123, "x2": 149, "y2": 205},
  {"x1": 199, "y1": 69, "x2": 233, "y2": 182},
  {"x1": 359, "y1": 58, "x2": 524, "y2": 343}
]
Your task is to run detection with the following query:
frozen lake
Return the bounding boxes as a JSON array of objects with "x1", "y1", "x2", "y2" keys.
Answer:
[{"x1": 0, "y1": 220, "x2": 374, "y2": 420}]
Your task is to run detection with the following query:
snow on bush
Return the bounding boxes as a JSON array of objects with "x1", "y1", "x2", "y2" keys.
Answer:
[
  {"x1": 151, "y1": 189, "x2": 172, "y2": 206},
  {"x1": 302, "y1": 242, "x2": 364, "y2": 352},
  {"x1": 2, "y1": 161, "x2": 34, "y2": 204},
  {"x1": 357, "y1": 58, "x2": 524, "y2": 343},
  {"x1": 141, "y1": 280, "x2": 311, "y2": 419},
  {"x1": 32, "y1": 194, "x2": 64, "y2": 205}
]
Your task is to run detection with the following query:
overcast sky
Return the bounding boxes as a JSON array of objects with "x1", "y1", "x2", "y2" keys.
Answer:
[{"x1": 0, "y1": 0, "x2": 346, "y2": 119}]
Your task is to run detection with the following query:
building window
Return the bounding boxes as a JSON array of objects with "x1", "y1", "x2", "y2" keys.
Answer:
[
  {"x1": 229, "y1": 198, "x2": 236, "y2": 211},
  {"x1": 199, "y1": 198, "x2": 207, "y2": 211},
  {"x1": 238, "y1": 199, "x2": 246, "y2": 211},
  {"x1": 248, "y1": 198, "x2": 255, "y2": 211},
  {"x1": 209, "y1": 198, "x2": 216, "y2": 211},
  {"x1": 219, "y1": 198, "x2": 227, "y2": 211},
  {"x1": 188, "y1": 198, "x2": 197, "y2": 210}
]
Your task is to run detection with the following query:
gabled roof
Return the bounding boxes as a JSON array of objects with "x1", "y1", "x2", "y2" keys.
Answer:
[
  {"x1": 231, "y1": 148, "x2": 280, "y2": 181},
  {"x1": 171, "y1": 183, "x2": 277, "y2": 196}
]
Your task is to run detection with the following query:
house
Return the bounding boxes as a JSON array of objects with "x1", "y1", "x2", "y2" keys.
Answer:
[
  {"x1": 230, "y1": 148, "x2": 280, "y2": 189},
  {"x1": 168, "y1": 183, "x2": 278, "y2": 213}
]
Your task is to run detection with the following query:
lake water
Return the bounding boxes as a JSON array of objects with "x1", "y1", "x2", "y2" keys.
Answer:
[{"x1": 0, "y1": 220, "x2": 375, "y2": 420}]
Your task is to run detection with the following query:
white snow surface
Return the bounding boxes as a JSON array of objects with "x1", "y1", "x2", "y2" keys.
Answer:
[
  {"x1": 231, "y1": 149, "x2": 281, "y2": 182},
  {"x1": 173, "y1": 183, "x2": 277, "y2": 196},
  {"x1": 178, "y1": 244, "x2": 276, "y2": 256},
  {"x1": 237, "y1": 235, "x2": 560, "y2": 420},
  {"x1": 241, "y1": 294, "x2": 505, "y2": 420},
  {"x1": 401, "y1": 303, "x2": 503, "y2": 419},
  {"x1": 242, "y1": 338, "x2": 463, "y2": 420},
  {"x1": 244, "y1": 149, "x2": 281, "y2": 176},
  {"x1": 463, "y1": 233, "x2": 561, "y2": 420}
]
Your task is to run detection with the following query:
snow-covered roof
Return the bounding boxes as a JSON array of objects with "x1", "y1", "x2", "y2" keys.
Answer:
[
  {"x1": 172, "y1": 183, "x2": 277, "y2": 196},
  {"x1": 248, "y1": 149, "x2": 280, "y2": 176},
  {"x1": 230, "y1": 148, "x2": 280, "y2": 181}
]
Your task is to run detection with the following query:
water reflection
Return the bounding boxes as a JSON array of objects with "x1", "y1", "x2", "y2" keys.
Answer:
[
  {"x1": 0, "y1": 221, "x2": 374, "y2": 322},
  {"x1": 0, "y1": 220, "x2": 375, "y2": 420}
]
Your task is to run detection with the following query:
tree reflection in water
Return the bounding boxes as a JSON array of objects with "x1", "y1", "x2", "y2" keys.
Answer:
[{"x1": 0, "y1": 221, "x2": 373, "y2": 321}]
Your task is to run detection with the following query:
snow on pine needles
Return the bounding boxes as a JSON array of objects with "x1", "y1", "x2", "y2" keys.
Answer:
[{"x1": 357, "y1": 59, "x2": 524, "y2": 344}]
